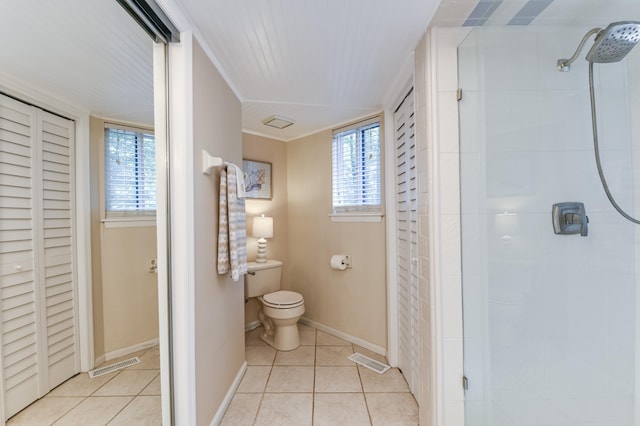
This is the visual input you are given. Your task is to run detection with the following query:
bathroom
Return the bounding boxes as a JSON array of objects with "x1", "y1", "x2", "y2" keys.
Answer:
[{"x1": 3, "y1": 0, "x2": 640, "y2": 425}]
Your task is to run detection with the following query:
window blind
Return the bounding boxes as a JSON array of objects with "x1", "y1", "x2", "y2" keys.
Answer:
[
  {"x1": 332, "y1": 119, "x2": 381, "y2": 213},
  {"x1": 104, "y1": 125, "x2": 156, "y2": 217}
]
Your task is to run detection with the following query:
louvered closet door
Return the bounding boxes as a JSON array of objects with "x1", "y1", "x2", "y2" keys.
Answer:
[
  {"x1": 0, "y1": 94, "x2": 78, "y2": 419},
  {"x1": 0, "y1": 95, "x2": 40, "y2": 418},
  {"x1": 394, "y1": 88, "x2": 420, "y2": 398},
  {"x1": 39, "y1": 110, "x2": 77, "y2": 391}
]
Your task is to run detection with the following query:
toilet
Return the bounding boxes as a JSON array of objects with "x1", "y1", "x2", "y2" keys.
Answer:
[{"x1": 245, "y1": 260, "x2": 305, "y2": 351}]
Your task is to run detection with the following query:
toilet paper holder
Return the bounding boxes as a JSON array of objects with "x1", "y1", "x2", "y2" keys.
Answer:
[{"x1": 330, "y1": 254, "x2": 352, "y2": 270}]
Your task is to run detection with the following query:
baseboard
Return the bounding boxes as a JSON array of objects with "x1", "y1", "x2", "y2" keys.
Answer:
[
  {"x1": 245, "y1": 320, "x2": 261, "y2": 332},
  {"x1": 299, "y1": 317, "x2": 387, "y2": 356},
  {"x1": 94, "y1": 354, "x2": 106, "y2": 368},
  {"x1": 210, "y1": 361, "x2": 247, "y2": 426},
  {"x1": 102, "y1": 338, "x2": 160, "y2": 362}
]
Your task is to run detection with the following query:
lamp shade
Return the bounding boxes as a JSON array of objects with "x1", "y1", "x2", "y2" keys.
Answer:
[{"x1": 252, "y1": 215, "x2": 273, "y2": 239}]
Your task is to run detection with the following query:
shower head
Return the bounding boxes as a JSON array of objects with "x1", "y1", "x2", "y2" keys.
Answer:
[
  {"x1": 585, "y1": 21, "x2": 640, "y2": 63},
  {"x1": 557, "y1": 21, "x2": 640, "y2": 71}
]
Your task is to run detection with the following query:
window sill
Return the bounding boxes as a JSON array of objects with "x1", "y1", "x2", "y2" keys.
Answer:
[
  {"x1": 329, "y1": 213, "x2": 383, "y2": 223},
  {"x1": 102, "y1": 217, "x2": 157, "y2": 228}
]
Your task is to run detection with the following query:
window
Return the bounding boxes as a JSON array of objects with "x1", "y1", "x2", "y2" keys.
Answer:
[
  {"x1": 331, "y1": 117, "x2": 382, "y2": 218},
  {"x1": 104, "y1": 124, "x2": 156, "y2": 219}
]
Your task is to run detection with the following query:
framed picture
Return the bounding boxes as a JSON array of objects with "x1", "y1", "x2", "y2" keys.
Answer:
[{"x1": 242, "y1": 159, "x2": 272, "y2": 199}]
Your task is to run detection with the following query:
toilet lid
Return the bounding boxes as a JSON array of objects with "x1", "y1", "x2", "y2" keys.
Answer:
[{"x1": 262, "y1": 290, "x2": 304, "y2": 307}]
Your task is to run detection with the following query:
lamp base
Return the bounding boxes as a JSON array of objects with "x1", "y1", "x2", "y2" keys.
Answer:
[{"x1": 256, "y1": 237, "x2": 267, "y2": 263}]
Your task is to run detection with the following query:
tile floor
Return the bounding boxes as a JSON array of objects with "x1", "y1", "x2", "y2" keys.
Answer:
[
  {"x1": 7, "y1": 345, "x2": 161, "y2": 426},
  {"x1": 221, "y1": 324, "x2": 419, "y2": 425}
]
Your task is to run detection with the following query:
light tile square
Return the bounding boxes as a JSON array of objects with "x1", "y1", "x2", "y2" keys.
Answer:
[
  {"x1": 220, "y1": 393, "x2": 262, "y2": 426},
  {"x1": 246, "y1": 345, "x2": 276, "y2": 365},
  {"x1": 299, "y1": 329, "x2": 316, "y2": 346},
  {"x1": 48, "y1": 371, "x2": 118, "y2": 397},
  {"x1": 246, "y1": 327, "x2": 268, "y2": 346},
  {"x1": 366, "y1": 393, "x2": 419, "y2": 425},
  {"x1": 315, "y1": 366, "x2": 362, "y2": 393},
  {"x1": 93, "y1": 370, "x2": 158, "y2": 396},
  {"x1": 274, "y1": 346, "x2": 315, "y2": 366},
  {"x1": 108, "y1": 395, "x2": 161, "y2": 425},
  {"x1": 359, "y1": 367, "x2": 410, "y2": 393},
  {"x1": 53, "y1": 396, "x2": 132, "y2": 425},
  {"x1": 237, "y1": 366, "x2": 272, "y2": 393},
  {"x1": 128, "y1": 347, "x2": 160, "y2": 370},
  {"x1": 265, "y1": 366, "x2": 314, "y2": 393},
  {"x1": 7, "y1": 397, "x2": 84, "y2": 426},
  {"x1": 254, "y1": 393, "x2": 312, "y2": 426},
  {"x1": 140, "y1": 374, "x2": 161, "y2": 396},
  {"x1": 314, "y1": 393, "x2": 370, "y2": 426},
  {"x1": 316, "y1": 330, "x2": 350, "y2": 345},
  {"x1": 315, "y1": 346, "x2": 354, "y2": 366}
]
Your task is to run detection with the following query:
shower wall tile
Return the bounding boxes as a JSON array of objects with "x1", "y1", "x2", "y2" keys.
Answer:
[
  {"x1": 443, "y1": 273, "x2": 463, "y2": 339},
  {"x1": 539, "y1": 90, "x2": 592, "y2": 151},
  {"x1": 597, "y1": 88, "x2": 632, "y2": 151},
  {"x1": 438, "y1": 93, "x2": 461, "y2": 153},
  {"x1": 460, "y1": 153, "x2": 482, "y2": 214},
  {"x1": 597, "y1": 60, "x2": 627, "y2": 90},
  {"x1": 538, "y1": 29, "x2": 590, "y2": 91},
  {"x1": 440, "y1": 214, "x2": 462, "y2": 277},
  {"x1": 444, "y1": 400, "x2": 465, "y2": 426},
  {"x1": 443, "y1": 338, "x2": 464, "y2": 401},
  {"x1": 440, "y1": 153, "x2": 460, "y2": 215},
  {"x1": 457, "y1": 31, "x2": 479, "y2": 92},
  {"x1": 540, "y1": 150, "x2": 609, "y2": 211},
  {"x1": 480, "y1": 30, "x2": 539, "y2": 91},
  {"x1": 458, "y1": 91, "x2": 481, "y2": 153},
  {"x1": 485, "y1": 151, "x2": 543, "y2": 212},
  {"x1": 484, "y1": 90, "x2": 540, "y2": 152}
]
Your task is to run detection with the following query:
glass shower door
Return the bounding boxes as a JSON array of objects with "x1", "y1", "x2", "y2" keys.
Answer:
[{"x1": 459, "y1": 26, "x2": 638, "y2": 426}]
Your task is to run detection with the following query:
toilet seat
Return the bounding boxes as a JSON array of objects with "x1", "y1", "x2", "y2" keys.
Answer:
[{"x1": 262, "y1": 290, "x2": 304, "y2": 309}]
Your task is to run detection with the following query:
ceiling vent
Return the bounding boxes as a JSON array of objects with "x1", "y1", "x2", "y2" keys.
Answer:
[{"x1": 262, "y1": 115, "x2": 295, "y2": 129}]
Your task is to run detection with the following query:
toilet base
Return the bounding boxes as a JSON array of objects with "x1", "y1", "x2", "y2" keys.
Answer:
[
  {"x1": 259, "y1": 323, "x2": 300, "y2": 351},
  {"x1": 257, "y1": 306, "x2": 304, "y2": 351}
]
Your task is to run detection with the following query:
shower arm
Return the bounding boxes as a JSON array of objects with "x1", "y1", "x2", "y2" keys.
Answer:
[{"x1": 557, "y1": 27, "x2": 601, "y2": 71}]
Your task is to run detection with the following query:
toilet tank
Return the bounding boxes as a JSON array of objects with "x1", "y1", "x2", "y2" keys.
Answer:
[{"x1": 245, "y1": 260, "x2": 283, "y2": 297}]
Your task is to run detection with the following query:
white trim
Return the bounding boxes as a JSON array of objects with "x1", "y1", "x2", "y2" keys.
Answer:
[
  {"x1": 167, "y1": 31, "x2": 197, "y2": 425},
  {"x1": 429, "y1": 28, "x2": 445, "y2": 426},
  {"x1": 94, "y1": 354, "x2": 106, "y2": 369},
  {"x1": 104, "y1": 338, "x2": 160, "y2": 361},
  {"x1": 102, "y1": 218, "x2": 157, "y2": 228},
  {"x1": 299, "y1": 317, "x2": 386, "y2": 356},
  {"x1": 329, "y1": 213, "x2": 383, "y2": 223},
  {"x1": 382, "y1": 49, "x2": 416, "y2": 370},
  {"x1": 209, "y1": 361, "x2": 247, "y2": 426},
  {"x1": 245, "y1": 320, "x2": 261, "y2": 332},
  {"x1": 153, "y1": 42, "x2": 172, "y2": 426},
  {"x1": 384, "y1": 77, "x2": 414, "y2": 369}
]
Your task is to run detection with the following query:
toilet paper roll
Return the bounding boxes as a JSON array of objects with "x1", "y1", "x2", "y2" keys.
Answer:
[{"x1": 330, "y1": 255, "x2": 348, "y2": 271}]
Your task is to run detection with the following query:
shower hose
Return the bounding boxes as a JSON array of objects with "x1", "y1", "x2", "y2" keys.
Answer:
[{"x1": 589, "y1": 61, "x2": 640, "y2": 224}]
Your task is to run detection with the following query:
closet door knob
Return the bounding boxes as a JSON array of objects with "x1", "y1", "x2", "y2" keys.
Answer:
[{"x1": 15, "y1": 265, "x2": 22, "y2": 271}]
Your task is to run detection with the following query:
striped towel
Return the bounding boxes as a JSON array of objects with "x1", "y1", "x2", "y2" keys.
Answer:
[{"x1": 217, "y1": 163, "x2": 247, "y2": 281}]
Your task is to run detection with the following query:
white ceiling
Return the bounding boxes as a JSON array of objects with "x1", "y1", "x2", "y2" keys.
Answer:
[{"x1": 2, "y1": 1, "x2": 640, "y2": 140}]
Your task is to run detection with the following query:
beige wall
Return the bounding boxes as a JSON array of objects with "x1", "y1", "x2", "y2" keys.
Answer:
[
  {"x1": 89, "y1": 117, "x2": 159, "y2": 359},
  {"x1": 242, "y1": 133, "x2": 289, "y2": 326},
  {"x1": 191, "y1": 38, "x2": 244, "y2": 425},
  {"x1": 286, "y1": 126, "x2": 388, "y2": 348}
]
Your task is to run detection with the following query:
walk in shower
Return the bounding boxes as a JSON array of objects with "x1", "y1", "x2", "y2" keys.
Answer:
[{"x1": 459, "y1": 24, "x2": 640, "y2": 425}]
